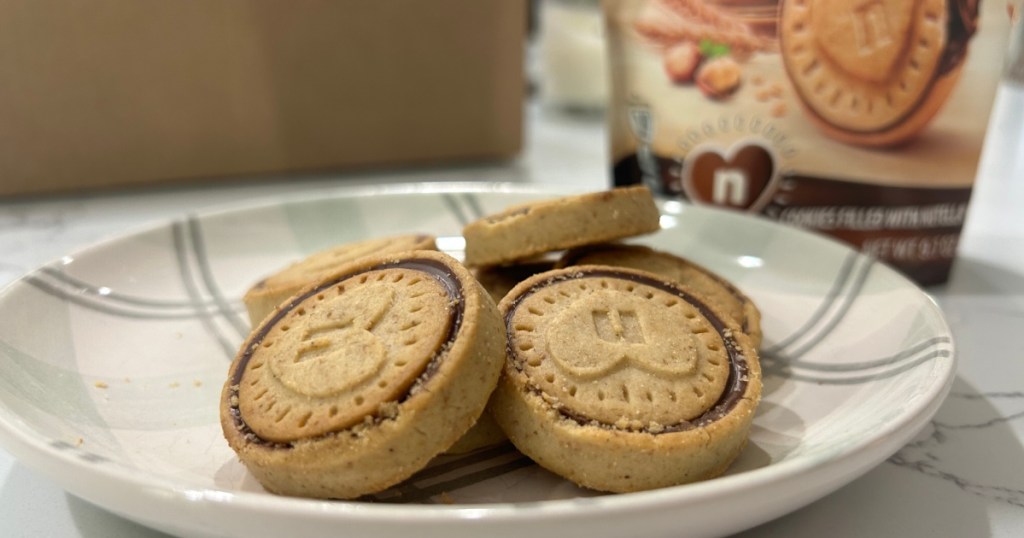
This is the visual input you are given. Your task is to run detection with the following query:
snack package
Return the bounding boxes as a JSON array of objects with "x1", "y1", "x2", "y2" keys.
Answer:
[{"x1": 604, "y1": 0, "x2": 1013, "y2": 285}]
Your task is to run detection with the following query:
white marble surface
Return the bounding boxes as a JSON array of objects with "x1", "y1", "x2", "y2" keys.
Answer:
[{"x1": 1, "y1": 85, "x2": 1023, "y2": 537}]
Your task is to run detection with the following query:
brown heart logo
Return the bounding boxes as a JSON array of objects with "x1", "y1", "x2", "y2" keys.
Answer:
[{"x1": 683, "y1": 143, "x2": 776, "y2": 212}]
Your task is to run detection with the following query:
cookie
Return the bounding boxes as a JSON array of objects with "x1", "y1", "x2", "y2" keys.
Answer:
[
  {"x1": 779, "y1": 0, "x2": 974, "y2": 146},
  {"x1": 490, "y1": 265, "x2": 761, "y2": 493},
  {"x1": 473, "y1": 259, "x2": 558, "y2": 303},
  {"x1": 242, "y1": 234, "x2": 437, "y2": 326},
  {"x1": 445, "y1": 411, "x2": 508, "y2": 454},
  {"x1": 220, "y1": 250, "x2": 506, "y2": 499},
  {"x1": 558, "y1": 244, "x2": 762, "y2": 348},
  {"x1": 462, "y1": 187, "x2": 661, "y2": 268},
  {"x1": 440, "y1": 260, "x2": 561, "y2": 454}
]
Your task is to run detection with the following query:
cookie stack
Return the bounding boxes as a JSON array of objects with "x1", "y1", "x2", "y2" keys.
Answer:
[{"x1": 220, "y1": 186, "x2": 763, "y2": 499}]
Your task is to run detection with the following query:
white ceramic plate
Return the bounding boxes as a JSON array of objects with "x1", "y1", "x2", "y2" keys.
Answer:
[{"x1": 0, "y1": 183, "x2": 955, "y2": 538}]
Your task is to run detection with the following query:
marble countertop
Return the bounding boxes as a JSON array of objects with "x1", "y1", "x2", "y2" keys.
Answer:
[{"x1": 2, "y1": 84, "x2": 1023, "y2": 537}]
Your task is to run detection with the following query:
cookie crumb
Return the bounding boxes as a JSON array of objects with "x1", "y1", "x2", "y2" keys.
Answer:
[
  {"x1": 94, "y1": 381, "x2": 108, "y2": 389},
  {"x1": 438, "y1": 492, "x2": 455, "y2": 505},
  {"x1": 378, "y1": 401, "x2": 400, "y2": 420}
]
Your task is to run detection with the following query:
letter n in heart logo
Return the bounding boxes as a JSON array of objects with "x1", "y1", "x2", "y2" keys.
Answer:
[{"x1": 682, "y1": 142, "x2": 778, "y2": 212}]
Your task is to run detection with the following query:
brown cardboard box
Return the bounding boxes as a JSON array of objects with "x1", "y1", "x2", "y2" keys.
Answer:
[{"x1": 0, "y1": 0, "x2": 526, "y2": 197}]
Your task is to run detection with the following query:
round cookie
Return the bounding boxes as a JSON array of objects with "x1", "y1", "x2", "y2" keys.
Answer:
[
  {"x1": 445, "y1": 411, "x2": 508, "y2": 454},
  {"x1": 558, "y1": 244, "x2": 762, "y2": 349},
  {"x1": 448, "y1": 259, "x2": 559, "y2": 454},
  {"x1": 779, "y1": 0, "x2": 973, "y2": 147},
  {"x1": 473, "y1": 259, "x2": 558, "y2": 303},
  {"x1": 462, "y1": 187, "x2": 661, "y2": 267},
  {"x1": 243, "y1": 234, "x2": 437, "y2": 326},
  {"x1": 221, "y1": 250, "x2": 506, "y2": 499},
  {"x1": 490, "y1": 265, "x2": 761, "y2": 493}
]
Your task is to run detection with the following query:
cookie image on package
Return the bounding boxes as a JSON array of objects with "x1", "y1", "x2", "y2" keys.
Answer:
[
  {"x1": 779, "y1": 0, "x2": 978, "y2": 147},
  {"x1": 491, "y1": 265, "x2": 761, "y2": 493},
  {"x1": 558, "y1": 244, "x2": 762, "y2": 349},
  {"x1": 243, "y1": 234, "x2": 437, "y2": 326},
  {"x1": 462, "y1": 186, "x2": 661, "y2": 267},
  {"x1": 221, "y1": 250, "x2": 506, "y2": 499}
]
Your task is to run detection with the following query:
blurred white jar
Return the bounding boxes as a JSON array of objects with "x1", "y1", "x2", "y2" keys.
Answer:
[
  {"x1": 1007, "y1": 2, "x2": 1023, "y2": 84},
  {"x1": 537, "y1": 0, "x2": 608, "y2": 112}
]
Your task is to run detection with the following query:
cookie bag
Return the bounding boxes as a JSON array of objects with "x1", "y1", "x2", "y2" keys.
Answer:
[{"x1": 604, "y1": 0, "x2": 1012, "y2": 285}]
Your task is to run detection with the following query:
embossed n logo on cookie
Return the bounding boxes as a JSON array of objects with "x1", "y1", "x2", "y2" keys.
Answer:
[
  {"x1": 548, "y1": 293, "x2": 699, "y2": 379},
  {"x1": 270, "y1": 285, "x2": 396, "y2": 397},
  {"x1": 850, "y1": 0, "x2": 894, "y2": 55},
  {"x1": 682, "y1": 141, "x2": 779, "y2": 213},
  {"x1": 592, "y1": 308, "x2": 645, "y2": 344}
]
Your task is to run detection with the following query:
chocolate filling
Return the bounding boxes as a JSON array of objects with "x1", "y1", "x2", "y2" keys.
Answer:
[
  {"x1": 504, "y1": 267, "x2": 751, "y2": 434},
  {"x1": 228, "y1": 258, "x2": 465, "y2": 448},
  {"x1": 940, "y1": 0, "x2": 979, "y2": 76}
]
